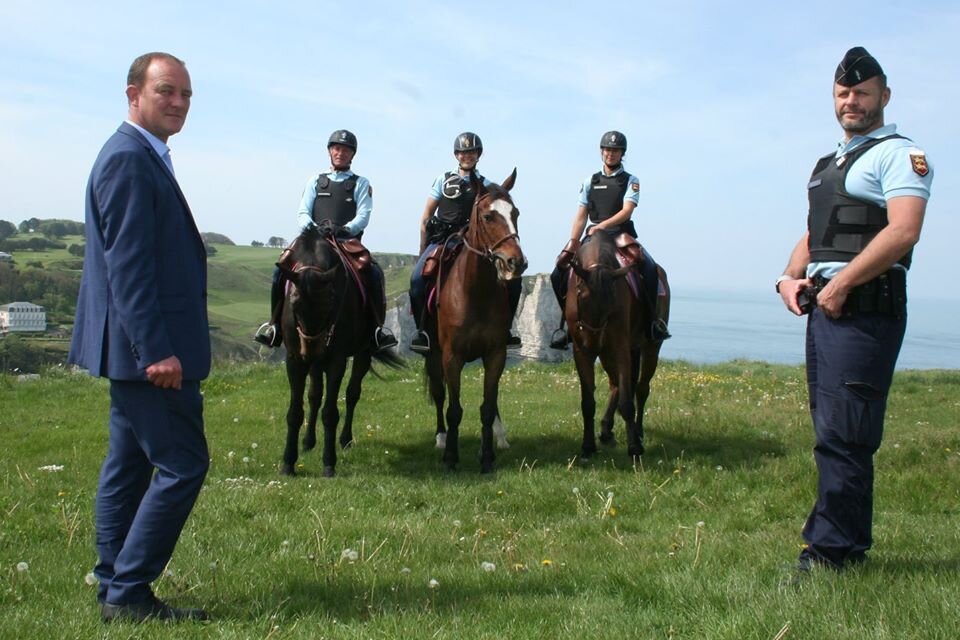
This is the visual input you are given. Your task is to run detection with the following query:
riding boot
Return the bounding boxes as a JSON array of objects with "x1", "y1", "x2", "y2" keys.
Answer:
[
  {"x1": 548, "y1": 265, "x2": 570, "y2": 349},
  {"x1": 368, "y1": 264, "x2": 397, "y2": 352},
  {"x1": 506, "y1": 278, "x2": 522, "y2": 349},
  {"x1": 254, "y1": 267, "x2": 284, "y2": 347},
  {"x1": 641, "y1": 260, "x2": 670, "y2": 342}
]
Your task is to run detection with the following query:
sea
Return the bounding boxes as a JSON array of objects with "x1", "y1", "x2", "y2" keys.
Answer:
[{"x1": 661, "y1": 289, "x2": 960, "y2": 370}]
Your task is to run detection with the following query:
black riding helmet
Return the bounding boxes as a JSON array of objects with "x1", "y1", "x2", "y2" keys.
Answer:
[
  {"x1": 328, "y1": 129, "x2": 358, "y2": 151},
  {"x1": 599, "y1": 130, "x2": 627, "y2": 151},
  {"x1": 454, "y1": 131, "x2": 483, "y2": 157}
]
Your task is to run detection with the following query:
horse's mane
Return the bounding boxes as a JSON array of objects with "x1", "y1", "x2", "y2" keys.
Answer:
[{"x1": 579, "y1": 233, "x2": 621, "y2": 305}]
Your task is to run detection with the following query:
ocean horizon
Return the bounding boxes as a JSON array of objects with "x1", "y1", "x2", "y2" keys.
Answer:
[{"x1": 660, "y1": 288, "x2": 960, "y2": 371}]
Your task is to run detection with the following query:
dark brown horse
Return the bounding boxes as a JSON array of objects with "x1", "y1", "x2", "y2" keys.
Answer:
[
  {"x1": 278, "y1": 227, "x2": 403, "y2": 477},
  {"x1": 424, "y1": 170, "x2": 526, "y2": 473},
  {"x1": 566, "y1": 231, "x2": 670, "y2": 459}
]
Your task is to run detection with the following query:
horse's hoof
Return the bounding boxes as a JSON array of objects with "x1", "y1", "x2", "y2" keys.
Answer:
[
  {"x1": 322, "y1": 466, "x2": 336, "y2": 478},
  {"x1": 581, "y1": 447, "x2": 597, "y2": 460},
  {"x1": 628, "y1": 445, "x2": 645, "y2": 457},
  {"x1": 435, "y1": 433, "x2": 447, "y2": 450},
  {"x1": 279, "y1": 464, "x2": 296, "y2": 477}
]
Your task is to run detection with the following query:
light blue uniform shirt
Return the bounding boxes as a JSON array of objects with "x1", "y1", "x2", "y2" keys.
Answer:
[
  {"x1": 427, "y1": 170, "x2": 492, "y2": 201},
  {"x1": 578, "y1": 165, "x2": 641, "y2": 208},
  {"x1": 296, "y1": 169, "x2": 372, "y2": 237},
  {"x1": 808, "y1": 124, "x2": 933, "y2": 279}
]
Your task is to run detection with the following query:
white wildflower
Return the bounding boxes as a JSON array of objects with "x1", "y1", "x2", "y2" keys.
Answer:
[
  {"x1": 428, "y1": 578, "x2": 440, "y2": 589},
  {"x1": 84, "y1": 572, "x2": 97, "y2": 586},
  {"x1": 481, "y1": 561, "x2": 496, "y2": 572},
  {"x1": 341, "y1": 548, "x2": 359, "y2": 562},
  {"x1": 400, "y1": 567, "x2": 411, "y2": 575},
  {"x1": 38, "y1": 465, "x2": 64, "y2": 473},
  {"x1": 242, "y1": 456, "x2": 250, "y2": 463},
  {"x1": 16, "y1": 562, "x2": 29, "y2": 573},
  {"x1": 251, "y1": 442, "x2": 258, "y2": 449}
]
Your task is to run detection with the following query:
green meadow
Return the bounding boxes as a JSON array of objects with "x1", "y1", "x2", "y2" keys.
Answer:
[{"x1": 2, "y1": 359, "x2": 959, "y2": 639}]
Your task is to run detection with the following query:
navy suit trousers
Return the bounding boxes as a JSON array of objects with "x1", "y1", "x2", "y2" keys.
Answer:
[
  {"x1": 94, "y1": 380, "x2": 209, "y2": 604},
  {"x1": 801, "y1": 307, "x2": 906, "y2": 568}
]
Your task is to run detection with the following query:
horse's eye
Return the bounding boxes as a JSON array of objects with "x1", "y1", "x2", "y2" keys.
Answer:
[{"x1": 483, "y1": 213, "x2": 495, "y2": 222}]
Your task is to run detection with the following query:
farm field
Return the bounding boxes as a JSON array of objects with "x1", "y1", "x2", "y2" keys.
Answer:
[{"x1": 1, "y1": 359, "x2": 959, "y2": 639}]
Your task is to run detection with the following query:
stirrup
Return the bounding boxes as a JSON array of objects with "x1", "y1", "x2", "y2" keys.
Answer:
[
  {"x1": 373, "y1": 327, "x2": 398, "y2": 352},
  {"x1": 254, "y1": 322, "x2": 281, "y2": 347},
  {"x1": 549, "y1": 328, "x2": 570, "y2": 350},
  {"x1": 410, "y1": 331, "x2": 431, "y2": 354},
  {"x1": 651, "y1": 319, "x2": 671, "y2": 342}
]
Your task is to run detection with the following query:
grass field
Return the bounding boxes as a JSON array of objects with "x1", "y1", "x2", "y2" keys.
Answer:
[{"x1": 1, "y1": 360, "x2": 959, "y2": 639}]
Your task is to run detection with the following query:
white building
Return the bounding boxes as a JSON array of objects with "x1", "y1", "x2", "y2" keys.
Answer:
[
  {"x1": 0, "y1": 252, "x2": 12, "y2": 262},
  {"x1": 0, "y1": 302, "x2": 46, "y2": 333}
]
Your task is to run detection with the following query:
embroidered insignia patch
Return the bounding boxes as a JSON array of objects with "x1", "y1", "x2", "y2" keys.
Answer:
[
  {"x1": 631, "y1": 183, "x2": 639, "y2": 192},
  {"x1": 910, "y1": 151, "x2": 929, "y2": 177}
]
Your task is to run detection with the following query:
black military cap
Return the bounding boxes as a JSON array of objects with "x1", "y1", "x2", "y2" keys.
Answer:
[{"x1": 835, "y1": 47, "x2": 884, "y2": 87}]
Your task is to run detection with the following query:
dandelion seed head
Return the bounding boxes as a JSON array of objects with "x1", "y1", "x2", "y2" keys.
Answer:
[
  {"x1": 228, "y1": 451, "x2": 236, "y2": 459},
  {"x1": 251, "y1": 442, "x2": 258, "y2": 449},
  {"x1": 572, "y1": 487, "x2": 580, "y2": 494},
  {"x1": 233, "y1": 417, "x2": 239, "y2": 423},
  {"x1": 16, "y1": 562, "x2": 29, "y2": 573},
  {"x1": 453, "y1": 520, "x2": 462, "y2": 528},
  {"x1": 84, "y1": 572, "x2": 97, "y2": 586},
  {"x1": 428, "y1": 578, "x2": 440, "y2": 589},
  {"x1": 400, "y1": 567, "x2": 411, "y2": 575},
  {"x1": 481, "y1": 561, "x2": 496, "y2": 572},
  {"x1": 242, "y1": 456, "x2": 250, "y2": 463},
  {"x1": 697, "y1": 521, "x2": 705, "y2": 528}
]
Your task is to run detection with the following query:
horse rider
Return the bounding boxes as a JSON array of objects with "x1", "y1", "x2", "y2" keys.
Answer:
[
  {"x1": 408, "y1": 132, "x2": 522, "y2": 354},
  {"x1": 549, "y1": 130, "x2": 671, "y2": 349},
  {"x1": 254, "y1": 129, "x2": 398, "y2": 352}
]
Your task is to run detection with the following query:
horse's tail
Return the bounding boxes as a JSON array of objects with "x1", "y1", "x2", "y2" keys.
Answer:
[{"x1": 364, "y1": 348, "x2": 406, "y2": 381}]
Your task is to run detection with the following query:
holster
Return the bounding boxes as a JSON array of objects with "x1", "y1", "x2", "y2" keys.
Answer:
[
  {"x1": 614, "y1": 233, "x2": 644, "y2": 267},
  {"x1": 421, "y1": 244, "x2": 443, "y2": 278},
  {"x1": 812, "y1": 269, "x2": 907, "y2": 318},
  {"x1": 555, "y1": 238, "x2": 581, "y2": 269}
]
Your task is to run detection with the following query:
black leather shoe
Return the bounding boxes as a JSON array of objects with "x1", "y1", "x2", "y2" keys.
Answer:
[
  {"x1": 101, "y1": 595, "x2": 209, "y2": 623},
  {"x1": 506, "y1": 333, "x2": 522, "y2": 349},
  {"x1": 410, "y1": 331, "x2": 431, "y2": 354},
  {"x1": 549, "y1": 329, "x2": 570, "y2": 350},
  {"x1": 650, "y1": 319, "x2": 671, "y2": 342},
  {"x1": 254, "y1": 322, "x2": 282, "y2": 347},
  {"x1": 373, "y1": 327, "x2": 398, "y2": 352}
]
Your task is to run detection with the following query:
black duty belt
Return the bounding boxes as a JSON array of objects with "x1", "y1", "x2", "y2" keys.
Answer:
[{"x1": 804, "y1": 269, "x2": 907, "y2": 318}]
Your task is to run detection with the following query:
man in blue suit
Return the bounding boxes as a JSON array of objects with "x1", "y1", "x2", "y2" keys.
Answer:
[{"x1": 69, "y1": 52, "x2": 210, "y2": 623}]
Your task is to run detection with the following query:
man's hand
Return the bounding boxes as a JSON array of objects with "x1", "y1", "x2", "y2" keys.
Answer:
[
  {"x1": 816, "y1": 280, "x2": 850, "y2": 319},
  {"x1": 779, "y1": 277, "x2": 812, "y2": 316},
  {"x1": 146, "y1": 356, "x2": 183, "y2": 390}
]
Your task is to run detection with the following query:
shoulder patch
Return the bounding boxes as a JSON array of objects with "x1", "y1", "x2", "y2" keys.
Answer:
[
  {"x1": 909, "y1": 150, "x2": 929, "y2": 177},
  {"x1": 631, "y1": 182, "x2": 639, "y2": 192}
]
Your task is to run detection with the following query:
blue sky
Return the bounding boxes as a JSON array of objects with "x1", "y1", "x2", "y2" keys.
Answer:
[{"x1": 1, "y1": 0, "x2": 957, "y2": 299}]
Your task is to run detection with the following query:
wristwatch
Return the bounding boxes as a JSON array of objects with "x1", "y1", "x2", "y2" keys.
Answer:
[{"x1": 775, "y1": 275, "x2": 792, "y2": 293}]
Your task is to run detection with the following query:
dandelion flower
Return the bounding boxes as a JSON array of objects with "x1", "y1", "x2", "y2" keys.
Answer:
[
  {"x1": 16, "y1": 562, "x2": 29, "y2": 573},
  {"x1": 608, "y1": 507, "x2": 618, "y2": 517},
  {"x1": 481, "y1": 561, "x2": 496, "y2": 572},
  {"x1": 84, "y1": 572, "x2": 97, "y2": 586},
  {"x1": 541, "y1": 559, "x2": 553, "y2": 567},
  {"x1": 428, "y1": 578, "x2": 440, "y2": 589}
]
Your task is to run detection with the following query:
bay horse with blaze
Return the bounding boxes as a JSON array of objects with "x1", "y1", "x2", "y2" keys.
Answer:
[{"x1": 424, "y1": 170, "x2": 526, "y2": 473}]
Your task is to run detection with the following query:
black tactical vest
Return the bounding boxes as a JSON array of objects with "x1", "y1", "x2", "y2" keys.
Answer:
[
  {"x1": 807, "y1": 134, "x2": 911, "y2": 268},
  {"x1": 587, "y1": 170, "x2": 637, "y2": 237},
  {"x1": 311, "y1": 173, "x2": 358, "y2": 227},
  {"x1": 435, "y1": 171, "x2": 477, "y2": 227}
]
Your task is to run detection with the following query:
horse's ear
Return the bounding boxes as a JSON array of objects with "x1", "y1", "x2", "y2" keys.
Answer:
[{"x1": 501, "y1": 168, "x2": 517, "y2": 192}]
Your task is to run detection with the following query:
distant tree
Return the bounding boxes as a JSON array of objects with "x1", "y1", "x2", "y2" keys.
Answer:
[
  {"x1": 68, "y1": 244, "x2": 85, "y2": 257},
  {"x1": 250, "y1": 240, "x2": 264, "y2": 247},
  {"x1": 267, "y1": 236, "x2": 287, "y2": 249},
  {"x1": 0, "y1": 220, "x2": 16, "y2": 240},
  {"x1": 201, "y1": 232, "x2": 235, "y2": 246},
  {"x1": 204, "y1": 242, "x2": 218, "y2": 256},
  {"x1": 18, "y1": 217, "x2": 41, "y2": 234},
  {"x1": 40, "y1": 221, "x2": 69, "y2": 239}
]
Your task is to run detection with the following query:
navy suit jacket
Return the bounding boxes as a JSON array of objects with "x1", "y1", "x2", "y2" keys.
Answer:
[{"x1": 69, "y1": 122, "x2": 210, "y2": 381}]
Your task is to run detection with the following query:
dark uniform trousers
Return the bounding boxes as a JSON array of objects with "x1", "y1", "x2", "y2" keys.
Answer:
[
  {"x1": 801, "y1": 306, "x2": 906, "y2": 568},
  {"x1": 94, "y1": 380, "x2": 209, "y2": 604}
]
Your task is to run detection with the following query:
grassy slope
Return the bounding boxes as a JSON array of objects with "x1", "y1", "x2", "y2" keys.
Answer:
[
  {"x1": 4, "y1": 238, "x2": 416, "y2": 360},
  {"x1": 1, "y1": 360, "x2": 958, "y2": 639}
]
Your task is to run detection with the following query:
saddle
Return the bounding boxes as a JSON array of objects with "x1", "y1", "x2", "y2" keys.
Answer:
[
  {"x1": 422, "y1": 233, "x2": 465, "y2": 314},
  {"x1": 277, "y1": 235, "x2": 371, "y2": 307}
]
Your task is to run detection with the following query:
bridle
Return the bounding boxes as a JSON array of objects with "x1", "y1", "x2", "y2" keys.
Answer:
[
  {"x1": 292, "y1": 260, "x2": 346, "y2": 357},
  {"x1": 461, "y1": 191, "x2": 520, "y2": 261}
]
